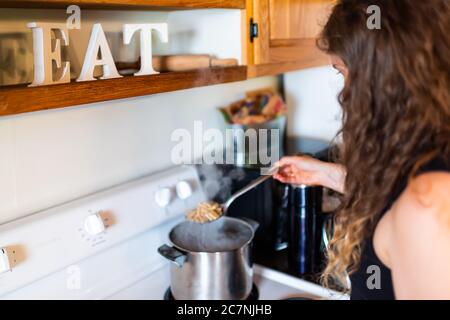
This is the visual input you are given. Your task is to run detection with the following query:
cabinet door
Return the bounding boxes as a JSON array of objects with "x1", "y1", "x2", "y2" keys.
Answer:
[{"x1": 251, "y1": 0, "x2": 334, "y2": 71}]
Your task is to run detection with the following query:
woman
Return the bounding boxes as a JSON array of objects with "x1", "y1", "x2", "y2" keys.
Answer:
[{"x1": 274, "y1": 0, "x2": 450, "y2": 300}]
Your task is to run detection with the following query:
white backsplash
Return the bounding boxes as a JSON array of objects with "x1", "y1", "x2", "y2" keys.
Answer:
[
  {"x1": 0, "y1": 9, "x2": 342, "y2": 225},
  {"x1": 0, "y1": 76, "x2": 278, "y2": 224},
  {"x1": 0, "y1": 7, "x2": 275, "y2": 223},
  {"x1": 284, "y1": 65, "x2": 344, "y2": 142}
]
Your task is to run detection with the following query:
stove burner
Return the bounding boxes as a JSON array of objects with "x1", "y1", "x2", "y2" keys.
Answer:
[{"x1": 164, "y1": 284, "x2": 259, "y2": 300}]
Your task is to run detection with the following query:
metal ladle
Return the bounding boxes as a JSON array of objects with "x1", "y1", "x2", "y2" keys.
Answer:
[{"x1": 187, "y1": 167, "x2": 278, "y2": 224}]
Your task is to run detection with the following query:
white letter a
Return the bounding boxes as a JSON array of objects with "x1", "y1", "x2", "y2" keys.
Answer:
[
  {"x1": 366, "y1": 265, "x2": 381, "y2": 290},
  {"x1": 77, "y1": 23, "x2": 122, "y2": 82},
  {"x1": 367, "y1": 5, "x2": 381, "y2": 30}
]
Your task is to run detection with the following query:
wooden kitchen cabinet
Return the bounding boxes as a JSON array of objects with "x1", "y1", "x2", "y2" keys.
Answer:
[{"x1": 245, "y1": 0, "x2": 335, "y2": 77}]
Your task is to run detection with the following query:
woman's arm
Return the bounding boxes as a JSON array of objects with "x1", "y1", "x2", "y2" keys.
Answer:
[
  {"x1": 273, "y1": 156, "x2": 346, "y2": 193},
  {"x1": 386, "y1": 172, "x2": 450, "y2": 299}
]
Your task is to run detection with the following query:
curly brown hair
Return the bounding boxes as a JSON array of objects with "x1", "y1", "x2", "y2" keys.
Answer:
[{"x1": 317, "y1": 0, "x2": 450, "y2": 290}]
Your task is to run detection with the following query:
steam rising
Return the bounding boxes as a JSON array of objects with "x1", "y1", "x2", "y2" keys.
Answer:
[
  {"x1": 197, "y1": 165, "x2": 245, "y2": 202},
  {"x1": 173, "y1": 165, "x2": 249, "y2": 253}
]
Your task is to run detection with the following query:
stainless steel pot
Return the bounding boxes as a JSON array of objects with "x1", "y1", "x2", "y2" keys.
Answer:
[{"x1": 158, "y1": 217, "x2": 259, "y2": 300}]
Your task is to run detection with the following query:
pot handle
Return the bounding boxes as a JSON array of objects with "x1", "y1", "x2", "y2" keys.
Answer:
[
  {"x1": 239, "y1": 217, "x2": 260, "y2": 232},
  {"x1": 158, "y1": 245, "x2": 186, "y2": 268}
]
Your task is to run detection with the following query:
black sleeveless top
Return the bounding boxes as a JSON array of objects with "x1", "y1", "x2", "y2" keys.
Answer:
[{"x1": 350, "y1": 157, "x2": 449, "y2": 300}]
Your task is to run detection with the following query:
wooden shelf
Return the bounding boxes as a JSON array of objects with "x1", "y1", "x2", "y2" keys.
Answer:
[
  {"x1": 0, "y1": 66, "x2": 247, "y2": 116},
  {"x1": 248, "y1": 59, "x2": 330, "y2": 78},
  {"x1": 247, "y1": 46, "x2": 330, "y2": 78},
  {"x1": 0, "y1": 0, "x2": 246, "y2": 10}
]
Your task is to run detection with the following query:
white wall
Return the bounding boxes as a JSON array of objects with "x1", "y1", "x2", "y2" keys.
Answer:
[
  {"x1": 0, "y1": 76, "x2": 278, "y2": 224},
  {"x1": 0, "y1": 8, "x2": 278, "y2": 223},
  {"x1": 0, "y1": 8, "x2": 343, "y2": 224},
  {"x1": 166, "y1": 10, "x2": 242, "y2": 64},
  {"x1": 283, "y1": 65, "x2": 344, "y2": 141}
]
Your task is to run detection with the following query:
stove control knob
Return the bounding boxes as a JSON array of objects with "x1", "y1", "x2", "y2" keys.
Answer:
[
  {"x1": 0, "y1": 248, "x2": 11, "y2": 274},
  {"x1": 84, "y1": 213, "x2": 106, "y2": 235},
  {"x1": 155, "y1": 187, "x2": 172, "y2": 208},
  {"x1": 176, "y1": 181, "x2": 192, "y2": 200}
]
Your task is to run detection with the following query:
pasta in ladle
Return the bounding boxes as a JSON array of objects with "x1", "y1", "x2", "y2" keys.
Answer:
[{"x1": 186, "y1": 202, "x2": 223, "y2": 224}]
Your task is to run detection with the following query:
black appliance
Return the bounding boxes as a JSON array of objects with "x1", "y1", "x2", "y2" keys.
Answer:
[{"x1": 288, "y1": 184, "x2": 325, "y2": 278}]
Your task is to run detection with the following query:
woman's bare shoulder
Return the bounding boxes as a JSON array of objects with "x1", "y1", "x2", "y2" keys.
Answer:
[
  {"x1": 385, "y1": 172, "x2": 450, "y2": 299},
  {"x1": 395, "y1": 172, "x2": 450, "y2": 222}
]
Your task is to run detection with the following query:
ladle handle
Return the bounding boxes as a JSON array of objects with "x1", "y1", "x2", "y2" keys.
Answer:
[{"x1": 222, "y1": 174, "x2": 273, "y2": 214}]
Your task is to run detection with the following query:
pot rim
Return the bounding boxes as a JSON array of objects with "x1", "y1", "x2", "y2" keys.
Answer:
[{"x1": 168, "y1": 216, "x2": 256, "y2": 254}]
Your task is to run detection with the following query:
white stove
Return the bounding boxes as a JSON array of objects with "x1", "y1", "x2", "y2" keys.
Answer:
[{"x1": 0, "y1": 166, "x2": 347, "y2": 300}]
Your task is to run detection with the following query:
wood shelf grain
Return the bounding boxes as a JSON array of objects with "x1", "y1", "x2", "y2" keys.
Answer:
[
  {"x1": 247, "y1": 59, "x2": 329, "y2": 78},
  {"x1": 0, "y1": 66, "x2": 247, "y2": 116},
  {"x1": 0, "y1": 0, "x2": 246, "y2": 10}
]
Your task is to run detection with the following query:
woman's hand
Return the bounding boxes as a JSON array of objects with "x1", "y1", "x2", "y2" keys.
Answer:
[{"x1": 273, "y1": 156, "x2": 346, "y2": 194}]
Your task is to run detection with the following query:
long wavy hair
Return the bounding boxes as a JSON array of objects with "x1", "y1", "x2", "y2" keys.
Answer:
[{"x1": 317, "y1": 0, "x2": 450, "y2": 290}]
